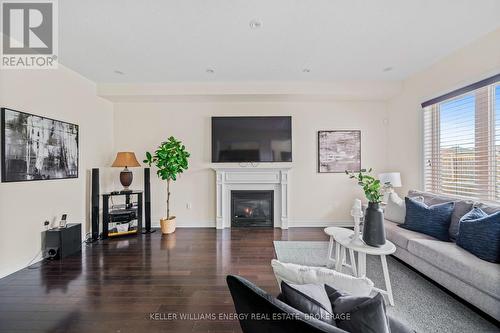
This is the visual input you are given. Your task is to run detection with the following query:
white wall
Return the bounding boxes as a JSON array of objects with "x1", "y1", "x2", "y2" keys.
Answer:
[
  {"x1": 113, "y1": 101, "x2": 389, "y2": 228},
  {"x1": 386, "y1": 28, "x2": 500, "y2": 195},
  {"x1": 0, "y1": 66, "x2": 114, "y2": 278},
  {"x1": 112, "y1": 27, "x2": 500, "y2": 228}
]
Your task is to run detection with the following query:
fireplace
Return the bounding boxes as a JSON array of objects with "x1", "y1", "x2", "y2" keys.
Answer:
[
  {"x1": 213, "y1": 167, "x2": 290, "y2": 229},
  {"x1": 231, "y1": 190, "x2": 274, "y2": 227}
]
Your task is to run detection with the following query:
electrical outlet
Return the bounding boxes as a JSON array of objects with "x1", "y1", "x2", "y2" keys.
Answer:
[{"x1": 186, "y1": 203, "x2": 192, "y2": 210}]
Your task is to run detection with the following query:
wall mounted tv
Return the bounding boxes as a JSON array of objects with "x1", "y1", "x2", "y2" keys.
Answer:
[{"x1": 212, "y1": 116, "x2": 292, "y2": 163}]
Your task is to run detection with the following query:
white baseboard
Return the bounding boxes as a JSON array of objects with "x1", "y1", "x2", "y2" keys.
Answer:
[
  {"x1": 150, "y1": 217, "x2": 352, "y2": 228},
  {"x1": 287, "y1": 219, "x2": 354, "y2": 228},
  {"x1": 151, "y1": 217, "x2": 216, "y2": 228}
]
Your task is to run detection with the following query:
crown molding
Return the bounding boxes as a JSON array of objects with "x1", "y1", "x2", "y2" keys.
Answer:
[{"x1": 97, "y1": 81, "x2": 402, "y2": 103}]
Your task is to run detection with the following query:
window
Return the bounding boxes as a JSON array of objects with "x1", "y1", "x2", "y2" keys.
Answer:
[
  {"x1": 422, "y1": 75, "x2": 500, "y2": 202},
  {"x1": 496, "y1": 85, "x2": 500, "y2": 201}
]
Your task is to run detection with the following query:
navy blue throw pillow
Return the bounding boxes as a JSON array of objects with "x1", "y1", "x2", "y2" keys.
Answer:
[
  {"x1": 456, "y1": 208, "x2": 500, "y2": 263},
  {"x1": 399, "y1": 197, "x2": 454, "y2": 241}
]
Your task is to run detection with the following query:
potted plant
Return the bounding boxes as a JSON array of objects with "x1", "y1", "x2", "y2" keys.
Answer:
[
  {"x1": 345, "y1": 168, "x2": 386, "y2": 246},
  {"x1": 144, "y1": 136, "x2": 190, "y2": 234}
]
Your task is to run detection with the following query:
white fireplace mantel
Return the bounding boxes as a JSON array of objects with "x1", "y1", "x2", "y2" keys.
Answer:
[{"x1": 212, "y1": 166, "x2": 291, "y2": 229}]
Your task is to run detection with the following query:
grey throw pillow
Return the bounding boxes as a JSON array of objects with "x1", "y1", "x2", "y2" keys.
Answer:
[
  {"x1": 449, "y1": 200, "x2": 474, "y2": 240},
  {"x1": 325, "y1": 285, "x2": 414, "y2": 333},
  {"x1": 286, "y1": 283, "x2": 333, "y2": 313},
  {"x1": 333, "y1": 293, "x2": 390, "y2": 333},
  {"x1": 279, "y1": 282, "x2": 335, "y2": 326}
]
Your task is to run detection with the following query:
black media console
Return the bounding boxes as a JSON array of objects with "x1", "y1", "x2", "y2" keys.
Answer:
[{"x1": 102, "y1": 191, "x2": 143, "y2": 239}]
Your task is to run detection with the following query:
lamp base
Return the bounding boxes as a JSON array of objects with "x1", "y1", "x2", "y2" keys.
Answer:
[{"x1": 120, "y1": 167, "x2": 133, "y2": 191}]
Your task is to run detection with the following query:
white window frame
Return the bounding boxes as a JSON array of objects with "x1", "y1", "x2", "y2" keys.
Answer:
[{"x1": 421, "y1": 75, "x2": 500, "y2": 203}]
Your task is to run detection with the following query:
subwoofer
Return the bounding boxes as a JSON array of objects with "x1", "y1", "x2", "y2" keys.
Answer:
[
  {"x1": 43, "y1": 224, "x2": 82, "y2": 259},
  {"x1": 46, "y1": 247, "x2": 59, "y2": 259},
  {"x1": 91, "y1": 168, "x2": 100, "y2": 241}
]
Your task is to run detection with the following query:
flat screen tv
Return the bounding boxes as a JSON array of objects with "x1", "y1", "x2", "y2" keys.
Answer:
[{"x1": 212, "y1": 116, "x2": 292, "y2": 163}]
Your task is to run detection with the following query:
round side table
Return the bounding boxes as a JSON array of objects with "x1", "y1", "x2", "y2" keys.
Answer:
[
  {"x1": 335, "y1": 233, "x2": 396, "y2": 306},
  {"x1": 323, "y1": 227, "x2": 354, "y2": 269}
]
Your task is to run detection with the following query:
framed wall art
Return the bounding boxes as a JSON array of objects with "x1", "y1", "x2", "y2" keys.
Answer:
[
  {"x1": 1, "y1": 108, "x2": 79, "y2": 182},
  {"x1": 318, "y1": 130, "x2": 361, "y2": 173}
]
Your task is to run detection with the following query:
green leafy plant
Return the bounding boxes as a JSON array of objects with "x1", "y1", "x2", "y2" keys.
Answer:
[
  {"x1": 345, "y1": 168, "x2": 382, "y2": 203},
  {"x1": 144, "y1": 136, "x2": 190, "y2": 219}
]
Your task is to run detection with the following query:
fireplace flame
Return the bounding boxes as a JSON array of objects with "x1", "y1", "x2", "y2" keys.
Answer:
[{"x1": 243, "y1": 207, "x2": 253, "y2": 216}]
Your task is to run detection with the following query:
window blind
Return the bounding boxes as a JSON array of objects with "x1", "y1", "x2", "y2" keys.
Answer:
[{"x1": 422, "y1": 76, "x2": 499, "y2": 202}]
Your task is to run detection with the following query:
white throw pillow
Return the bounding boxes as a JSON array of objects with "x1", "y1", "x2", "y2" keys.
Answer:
[
  {"x1": 384, "y1": 192, "x2": 423, "y2": 224},
  {"x1": 271, "y1": 259, "x2": 373, "y2": 297}
]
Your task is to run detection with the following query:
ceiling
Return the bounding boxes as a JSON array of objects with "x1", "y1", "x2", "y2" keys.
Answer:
[{"x1": 59, "y1": 0, "x2": 500, "y2": 84}]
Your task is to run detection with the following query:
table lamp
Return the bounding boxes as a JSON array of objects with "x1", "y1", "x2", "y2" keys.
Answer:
[
  {"x1": 378, "y1": 172, "x2": 402, "y2": 203},
  {"x1": 111, "y1": 152, "x2": 141, "y2": 192}
]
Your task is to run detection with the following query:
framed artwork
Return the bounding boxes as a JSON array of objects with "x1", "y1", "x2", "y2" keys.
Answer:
[
  {"x1": 318, "y1": 130, "x2": 361, "y2": 173},
  {"x1": 1, "y1": 108, "x2": 79, "y2": 182}
]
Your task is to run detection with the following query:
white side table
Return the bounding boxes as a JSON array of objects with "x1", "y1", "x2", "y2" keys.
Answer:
[
  {"x1": 324, "y1": 227, "x2": 356, "y2": 270},
  {"x1": 335, "y1": 233, "x2": 396, "y2": 306}
]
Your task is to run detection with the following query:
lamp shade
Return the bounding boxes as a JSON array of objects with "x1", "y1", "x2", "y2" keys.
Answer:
[
  {"x1": 111, "y1": 152, "x2": 140, "y2": 168},
  {"x1": 378, "y1": 172, "x2": 402, "y2": 188}
]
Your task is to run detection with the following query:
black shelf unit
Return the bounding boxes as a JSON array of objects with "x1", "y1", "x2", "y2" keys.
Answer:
[{"x1": 102, "y1": 191, "x2": 143, "y2": 239}]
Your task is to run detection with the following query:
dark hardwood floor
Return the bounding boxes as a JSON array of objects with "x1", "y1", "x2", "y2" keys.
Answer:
[{"x1": 0, "y1": 227, "x2": 328, "y2": 333}]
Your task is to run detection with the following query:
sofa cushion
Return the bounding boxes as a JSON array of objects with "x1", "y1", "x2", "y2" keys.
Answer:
[
  {"x1": 407, "y1": 239, "x2": 500, "y2": 300},
  {"x1": 456, "y1": 208, "x2": 500, "y2": 263},
  {"x1": 384, "y1": 220, "x2": 436, "y2": 249},
  {"x1": 474, "y1": 202, "x2": 500, "y2": 215},
  {"x1": 400, "y1": 197, "x2": 454, "y2": 241},
  {"x1": 384, "y1": 193, "x2": 423, "y2": 224},
  {"x1": 408, "y1": 190, "x2": 473, "y2": 240},
  {"x1": 408, "y1": 190, "x2": 453, "y2": 205}
]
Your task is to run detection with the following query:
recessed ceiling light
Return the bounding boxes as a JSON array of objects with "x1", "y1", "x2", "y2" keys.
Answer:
[
  {"x1": 249, "y1": 19, "x2": 262, "y2": 29},
  {"x1": 383, "y1": 67, "x2": 393, "y2": 72},
  {"x1": 206, "y1": 68, "x2": 215, "y2": 74},
  {"x1": 303, "y1": 68, "x2": 311, "y2": 73},
  {"x1": 114, "y1": 70, "x2": 125, "y2": 75}
]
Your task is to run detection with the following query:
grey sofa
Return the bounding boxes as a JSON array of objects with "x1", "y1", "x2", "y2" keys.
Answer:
[{"x1": 384, "y1": 190, "x2": 500, "y2": 321}]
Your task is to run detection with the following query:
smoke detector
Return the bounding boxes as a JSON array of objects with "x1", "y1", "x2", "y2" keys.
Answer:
[{"x1": 249, "y1": 19, "x2": 262, "y2": 29}]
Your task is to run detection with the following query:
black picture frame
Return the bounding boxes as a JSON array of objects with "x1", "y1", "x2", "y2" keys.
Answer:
[
  {"x1": 1, "y1": 107, "x2": 79, "y2": 182},
  {"x1": 317, "y1": 130, "x2": 361, "y2": 173}
]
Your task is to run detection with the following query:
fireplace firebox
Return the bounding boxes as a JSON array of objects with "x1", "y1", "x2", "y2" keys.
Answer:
[{"x1": 231, "y1": 190, "x2": 274, "y2": 227}]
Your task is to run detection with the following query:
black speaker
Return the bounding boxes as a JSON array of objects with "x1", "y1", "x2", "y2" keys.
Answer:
[
  {"x1": 91, "y1": 168, "x2": 100, "y2": 241},
  {"x1": 143, "y1": 167, "x2": 155, "y2": 233},
  {"x1": 44, "y1": 224, "x2": 82, "y2": 259}
]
